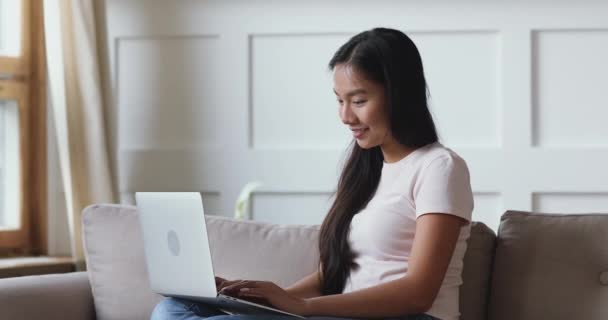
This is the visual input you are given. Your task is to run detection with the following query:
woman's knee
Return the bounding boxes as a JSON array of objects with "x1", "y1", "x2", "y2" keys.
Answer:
[{"x1": 150, "y1": 297, "x2": 192, "y2": 320}]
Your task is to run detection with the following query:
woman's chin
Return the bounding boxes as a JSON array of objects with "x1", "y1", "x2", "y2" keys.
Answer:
[{"x1": 355, "y1": 139, "x2": 375, "y2": 149}]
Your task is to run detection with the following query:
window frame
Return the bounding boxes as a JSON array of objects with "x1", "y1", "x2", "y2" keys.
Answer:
[
  {"x1": 0, "y1": 0, "x2": 47, "y2": 256},
  {"x1": 0, "y1": 81, "x2": 30, "y2": 248}
]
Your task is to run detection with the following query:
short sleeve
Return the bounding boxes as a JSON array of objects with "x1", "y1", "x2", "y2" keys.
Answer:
[{"x1": 413, "y1": 155, "x2": 474, "y2": 221}]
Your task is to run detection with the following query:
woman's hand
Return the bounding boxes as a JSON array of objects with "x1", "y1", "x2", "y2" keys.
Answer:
[
  {"x1": 220, "y1": 280, "x2": 310, "y2": 316},
  {"x1": 215, "y1": 276, "x2": 241, "y2": 293}
]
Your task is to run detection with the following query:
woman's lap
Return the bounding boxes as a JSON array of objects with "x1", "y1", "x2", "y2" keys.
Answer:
[{"x1": 151, "y1": 297, "x2": 436, "y2": 320}]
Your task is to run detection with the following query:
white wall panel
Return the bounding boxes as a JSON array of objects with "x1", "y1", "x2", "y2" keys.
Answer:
[
  {"x1": 200, "y1": 193, "x2": 223, "y2": 216},
  {"x1": 532, "y1": 193, "x2": 608, "y2": 213},
  {"x1": 251, "y1": 192, "x2": 332, "y2": 225},
  {"x1": 413, "y1": 32, "x2": 502, "y2": 148},
  {"x1": 117, "y1": 36, "x2": 224, "y2": 149},
  {"x1": 88, "y1": 0, "x2": 608, "y2": 241},
  {"x1": 472, "y1": 193, "x2": 503, "y2": 232},
  {"x1": 120, "y1": 191, "x2": 222, "y2": 216},
  {"x1": 533, "y1": 30, "x2": 608, "y2": 147},
  {"x1": 250, "y1": 34, "x2": 352, "y2": 149}
]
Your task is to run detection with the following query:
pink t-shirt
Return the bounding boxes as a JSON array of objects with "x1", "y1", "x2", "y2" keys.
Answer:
[{"x1": 342, "y1": 142, "x2": 474, "y2": 320}]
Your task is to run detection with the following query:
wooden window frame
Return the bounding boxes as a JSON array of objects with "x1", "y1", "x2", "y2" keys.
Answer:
[{"x1": 0, "y1": 0, "x2": 47, "y2": 256}]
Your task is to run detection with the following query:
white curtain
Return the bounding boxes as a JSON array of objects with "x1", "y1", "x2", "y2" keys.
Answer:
[{"x1": 44, "y1": 0, "x2": 115, "y2": 268}]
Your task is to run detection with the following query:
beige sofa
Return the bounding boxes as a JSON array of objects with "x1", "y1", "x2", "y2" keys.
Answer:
[{"x1": 1, "y1": 204, "x2": 607, "y2": 320}]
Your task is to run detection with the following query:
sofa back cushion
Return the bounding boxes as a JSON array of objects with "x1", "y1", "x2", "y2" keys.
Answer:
[
  {"x1": 460, "y1": 222, "x2": 496, "y2": 320},
  {"x1": 203, "y1": 212, "x2": 320, "y2": 286},
  {"x1": 488, "y1": 210, "x2": 608, "y2": 320},
  {"x1": 82, "y1": 204, "x2": 320, "y2": 320},
  {"x1": 82, "y1": 205, "x2": 162, "y2": 320}
]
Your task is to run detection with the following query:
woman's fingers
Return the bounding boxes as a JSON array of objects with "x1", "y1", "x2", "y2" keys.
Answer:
[
  {"x1": 220, "y1": 280, "x2": 259, "y2": 295},
  {"x1": 214, "y1": 276, "x2": 227, "y2": 287},
  {"x1": 219, "y1": 280, "x2": 245, "y2": 294},
  {"x1": 216, "y1": 278, "x2": 243, "y2": 292}
]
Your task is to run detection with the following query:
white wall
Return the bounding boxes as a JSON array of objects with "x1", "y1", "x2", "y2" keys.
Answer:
[{"x1": 48, "y1": 0, "x2": 608, "y2": 253}]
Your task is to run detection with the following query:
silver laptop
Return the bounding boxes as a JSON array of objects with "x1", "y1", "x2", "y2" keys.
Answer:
[{"x1": 136, "y1": 192, "x2": 305, "y2": 318}]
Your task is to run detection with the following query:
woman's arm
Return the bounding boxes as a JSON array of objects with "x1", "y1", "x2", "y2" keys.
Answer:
[
  {"x1": 284, "y1": 270, "x2": 323, "y2": 299},
  {"x1": 304, "y1": 213, "x2": 465, "y2": 318}
]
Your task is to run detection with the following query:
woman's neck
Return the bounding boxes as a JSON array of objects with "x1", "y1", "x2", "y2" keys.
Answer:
[{"x1": 380, "y1": 138, "x2": 414, "y2": 163}]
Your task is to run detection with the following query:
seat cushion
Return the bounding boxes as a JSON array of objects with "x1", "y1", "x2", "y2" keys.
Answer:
[
  {"x1": 488, "y1": 210, "x2": 608, "y2": 320},
  {"x1": 81, "y1": 204, "x2": 320, "y2": 320},
  {"x1": 460, "y1": 222, "x2": 496, "y2": 320}
]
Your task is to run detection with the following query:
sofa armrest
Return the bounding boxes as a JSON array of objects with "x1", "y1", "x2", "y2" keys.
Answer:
[{"x1": 0, "y1": 271, "x2": 95, "y2": 320}]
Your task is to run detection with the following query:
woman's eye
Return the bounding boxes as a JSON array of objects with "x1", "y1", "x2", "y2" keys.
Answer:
[{"x1": 353, "y1": 100, "x2": 367, "y2": 105}]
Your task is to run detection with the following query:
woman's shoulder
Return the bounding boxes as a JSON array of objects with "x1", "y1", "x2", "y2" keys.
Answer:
[{"x1": 413, "y1": 142, "x2": 468, "y2": 170}]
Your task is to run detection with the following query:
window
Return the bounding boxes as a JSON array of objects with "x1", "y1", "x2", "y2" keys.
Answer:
[
  {"x1": 0, "y1": 1, "x2": 22, "y2": 57},
  {"x1": 0, "y1": 87, "x2": 23, "y2": 232},
  {"x1": 0, "y1": 0, "x2": 46, "y2": 255}
]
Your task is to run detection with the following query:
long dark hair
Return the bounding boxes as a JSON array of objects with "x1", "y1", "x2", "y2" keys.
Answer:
[{"x1": 318, "y1": 28, "x2": 439, "y2": 295}]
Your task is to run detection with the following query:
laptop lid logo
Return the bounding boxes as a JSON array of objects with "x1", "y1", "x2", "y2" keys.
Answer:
[{"x1": 167, "y1": 230, "x2": 181, "y2": 256}]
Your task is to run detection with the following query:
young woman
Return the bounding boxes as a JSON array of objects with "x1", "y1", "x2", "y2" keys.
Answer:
[{"x1": 151, "y1": 27, "x2": 473, "y2": 320}]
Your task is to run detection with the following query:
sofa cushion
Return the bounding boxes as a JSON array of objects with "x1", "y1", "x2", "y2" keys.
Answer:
[
  {"x1": 488, "y1": 210, "x2": 608, "y2": 320},
  {"x1": 81, "y1": 204, "x2": 320, "y2": 320},
  {"x1": 460, "y1": 222, "x2": 496, "y2": 320},
  {"x1": 0, "y1": 272, "x2": 95, "y2": 320},
  {"x1": 82, "y1": 204, "x2": 162, "y2": 320},
  {"x1": 202, "y1": 213, "x2": 320, "y2": 286}
]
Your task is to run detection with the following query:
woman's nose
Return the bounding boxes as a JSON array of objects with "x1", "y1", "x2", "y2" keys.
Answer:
[{"x1": 340, "y1": 105, "x2": 356, "y2": 125}]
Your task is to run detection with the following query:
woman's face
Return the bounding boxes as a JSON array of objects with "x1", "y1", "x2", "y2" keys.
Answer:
[{"x1": 333, "y1": 64, "x2": 391, "y2": 149}]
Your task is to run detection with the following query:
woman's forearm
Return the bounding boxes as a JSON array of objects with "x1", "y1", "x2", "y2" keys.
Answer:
[
  {"x1": 304, "y1": 276, "x2": 431, "y2": 318},
  {"x1": 284, "y1": 270, "x2": 322, "y2": 299}
]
